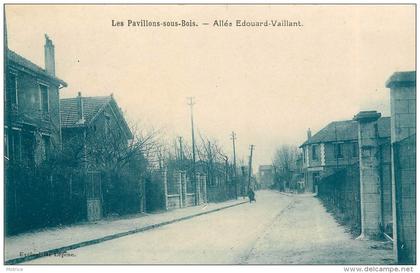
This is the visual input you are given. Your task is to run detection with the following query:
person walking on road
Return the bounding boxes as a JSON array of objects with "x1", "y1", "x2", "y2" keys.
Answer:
[{"x1": 248, "y1": 188, "x2": 256, "y2": 203}]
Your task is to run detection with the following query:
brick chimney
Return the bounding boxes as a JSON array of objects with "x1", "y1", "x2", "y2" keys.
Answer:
[
  {"x1": 76, "y1": 92, "x2": 85, "y2": 124},
  {"x1": 307, "y1": 128, "x2": 312, "y2": 140},
  {"x1": 44, "y1": 34, "x2": 55, "y2": 75}
]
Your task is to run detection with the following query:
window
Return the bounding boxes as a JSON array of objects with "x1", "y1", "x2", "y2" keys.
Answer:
[
  {"x1": 7, "y1": 72, "x2": 18, "y2": 109},
  {"x1": 39, "y1": 84, "x2": 49, "y2": 113},
  {"x1": 311, "y1": 145, "x2": 318, "y2": 160},
  {"x1": 352, "y1": 142, "x2": 359, "y2": 157},
  {"x1": 21, "y1": 132, "x2": 35, "y2": 165},
  {"x1": 335, "y1": 143, "x2": 344, "y2": 159}
]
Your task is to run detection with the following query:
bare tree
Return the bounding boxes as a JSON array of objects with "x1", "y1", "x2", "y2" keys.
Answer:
[{"x1": 272, "y1": 144, "x2": 299, "y2": 191}]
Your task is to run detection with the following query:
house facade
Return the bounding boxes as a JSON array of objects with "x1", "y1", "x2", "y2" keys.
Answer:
[
  {"x1": 5, "y1": 35, "x2": 67, "y2": 167},
  {"x1": 60, "y1": 93, "x2": 136, "y2": 221},
  {"x1": 4, "y1": 35, "x2": 68, "y2": 234},
  {"x1": 300, "y1": 117, "x2": 390, "y2": 193},
  {"x1": 257, "y1": 165, "x2": 275, "y2": 189}
]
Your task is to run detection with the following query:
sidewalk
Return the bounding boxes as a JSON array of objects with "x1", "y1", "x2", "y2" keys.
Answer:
[
  {"x1": 5, "y1": 198, "x2": 247, "y2": 264},
  {"x1": 244, "y1": 195, "x2": 393, "y2": 264}
]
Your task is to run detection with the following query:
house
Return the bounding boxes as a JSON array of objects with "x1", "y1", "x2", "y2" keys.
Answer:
[
  {"x1": 300, "y1": 117, "x2": 391, "y2": 193},
  {"x1": 4, "y1": 35, "x2": 68, "y2": 235},
  {"x1": 257, "y1": 165, "x2": 274, "y2": 189},
  {"x1": 5, "y1": 35, "x2": 67, "y2": 166},
  {"x1": 60, "y1": 93, "x2": 137, "y2": 221}
]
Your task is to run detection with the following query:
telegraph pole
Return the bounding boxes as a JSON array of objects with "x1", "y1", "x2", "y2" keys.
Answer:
[
  {"x1": 247, "y1": 145, "x2": 254, "y2": 192},
  {"x1": 187, "y1": 97, "x2": 198, "y2": 204},
  {"x1": 178, "y1": 136, "x2": 183, "y2": 161},
  {"x1": 231, "y1": 132, "x2": 237, "y2": 176},
  {"x1": 231, "y1": 132, "x2": 238, "y2": 199}
]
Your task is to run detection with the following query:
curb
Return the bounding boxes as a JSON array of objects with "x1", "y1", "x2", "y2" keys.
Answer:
[
  {"x1": 5, "y1": 200, "x2": 248, "y2": 265},
  {"x1": 279, "y1": 192, "x2": 317, "y2": 197}
]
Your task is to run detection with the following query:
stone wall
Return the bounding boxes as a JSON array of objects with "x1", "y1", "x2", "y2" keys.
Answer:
[
  {"x1": 387, "y1": 71, "x2": 416, "y2": 264},
  {"x1": 167, "y1": 194, "x2": 181, "y2": 210},
  {"x1": 185, "y1": 193, "x2": 196, "y2": 207}
]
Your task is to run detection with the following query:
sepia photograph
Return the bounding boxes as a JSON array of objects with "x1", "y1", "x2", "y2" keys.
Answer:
[{"x1": 2, "y1": 3, "x2": 417, "y2": 269}]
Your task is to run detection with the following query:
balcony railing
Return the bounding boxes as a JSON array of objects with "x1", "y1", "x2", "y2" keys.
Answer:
[{"x1": 6, "y1": 105, "x2": 53, "y2": 129}]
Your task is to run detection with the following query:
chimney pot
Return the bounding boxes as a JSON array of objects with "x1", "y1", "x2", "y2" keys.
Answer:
[{"x1": 307, "y1": 128, "x2": 312, "y2": 140}]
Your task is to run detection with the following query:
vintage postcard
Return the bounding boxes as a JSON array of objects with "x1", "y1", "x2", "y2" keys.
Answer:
[{"x1": 2, "y1": 3, "x2": 416, "y2": 270}]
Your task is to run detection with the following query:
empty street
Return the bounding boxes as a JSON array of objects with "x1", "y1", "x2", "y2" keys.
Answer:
[{"x1": 26, "y1": 191, "x2": 393, "y2": 265}]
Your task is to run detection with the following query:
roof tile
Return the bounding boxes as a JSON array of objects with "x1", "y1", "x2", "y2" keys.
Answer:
[{"x1": 60, "y1": 96, "x2": 111, "y2": 128}]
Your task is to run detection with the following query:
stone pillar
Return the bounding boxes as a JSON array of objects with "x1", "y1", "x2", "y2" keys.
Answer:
[
  {"x1": 353, "y1": 111, "x2": 383, "y2": 239},
  {"x1": 162, "y1": 168, "x2": 168, "y2": 210},
  {"x1": 196, "y1": 173, "x2": 202, "y2": 205},
  {"x1": 202, "y1": 174, "x2": 208, "y2": 203},
  {"x1": 386, "y1": 71, "x2": 416, "y2": 264}
]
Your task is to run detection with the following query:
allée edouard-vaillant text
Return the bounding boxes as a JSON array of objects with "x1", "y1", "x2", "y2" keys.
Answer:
[
  {"x1": 213, "y1": 19, "x2": 303, "y2": 27},
  {"x1": 111, "y1": 19, "x2": 303, "y2": 28}
]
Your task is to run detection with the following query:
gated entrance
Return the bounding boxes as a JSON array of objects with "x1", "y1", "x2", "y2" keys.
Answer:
[{"x1": 86, "y1": 171, "x2": 102, "y2": 221}]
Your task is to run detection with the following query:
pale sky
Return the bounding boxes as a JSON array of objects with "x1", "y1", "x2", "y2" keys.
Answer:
[{"x1": 5, "y1": 5, "x2": 415, "y2": 168}]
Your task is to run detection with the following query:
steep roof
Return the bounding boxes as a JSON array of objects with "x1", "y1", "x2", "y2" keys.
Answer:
[
  {"x1": 300, "y1": 117, "x2": 390, "y2": 147},
  {"x1": 7, "y1": 49, "x2": 67, "y2": 87},
  {"x1": 60, "y1": 95, "x2": 132, "y2": 139}
]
